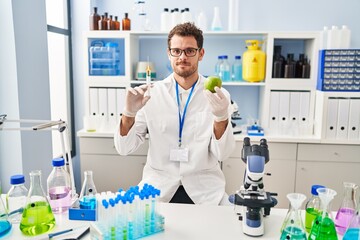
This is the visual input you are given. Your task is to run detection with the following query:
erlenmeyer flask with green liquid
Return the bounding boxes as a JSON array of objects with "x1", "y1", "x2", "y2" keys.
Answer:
[
  {"x1": 308, "y1": 188, "x2": 338, "y2": 240},
  {"x1": 280, "y1": 193, "x2": 307, "y2": 240},
  {"x1": 20, "y1": 170, "x2": 56, "y2": 236}
]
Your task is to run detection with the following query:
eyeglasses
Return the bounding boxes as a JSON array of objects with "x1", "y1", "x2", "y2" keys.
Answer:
[{"x1": 169, "y1": 48, "x2": 200, "y2": 57}]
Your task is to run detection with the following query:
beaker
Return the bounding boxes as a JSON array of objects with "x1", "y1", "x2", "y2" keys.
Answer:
[
  {"x1": 335, "y1": 182, "x2": 358, "y2": 235},
  {"x1": 0, "y1": 198, "x2": 12, "y2": 238},
  {"x1": 343, "y1": 193, "x2": 360, "y2": 240},
  {"x1": 308, "y1": 188, "x2": 338, "y2": 240},
  {"x1": 20, "y1": 170, "x2": 56, "y2": 236},
  {"x1": 280, "y1": 193, "x2": 307, "y2": 240},
  {"x1": 79, "y1": 170, "x2": 97, "y2": 209}
]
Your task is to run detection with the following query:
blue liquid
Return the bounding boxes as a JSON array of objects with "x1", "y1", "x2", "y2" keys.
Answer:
[
  {"x1": 79, "y1": 197, "x2": 96, "y2": 209},
  {"x1": 280, "y1": 226, "x2": 307, "y2": 240},
  {"x1": 343, "y1": 228, "x2": 360, "y2": 239},
  {"x1": 0, "y1": 220, "x2": 12, "y2": 237}
]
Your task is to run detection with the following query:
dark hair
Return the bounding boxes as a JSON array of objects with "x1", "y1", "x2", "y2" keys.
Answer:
[{"x1": 167, "y1": 22, "x2": 204, "y2": 49}]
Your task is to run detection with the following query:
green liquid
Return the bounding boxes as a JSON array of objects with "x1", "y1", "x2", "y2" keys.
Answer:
[
  {"x1": 305, "y1": 208, "x2": 320, "y2": 233},
  {"x1": 280, "y1": 226, "x2": 307, "y2": 240},
  {"x1": 20, "y1": 201, "x2": 56, "y2": 236},
  {"x1": 308, "y1": 214, "x2": 338, "y2": 240}
]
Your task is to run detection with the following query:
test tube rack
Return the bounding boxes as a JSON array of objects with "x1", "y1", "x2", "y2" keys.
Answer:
[{"x1": 90, "y1": 184, "x2": 165, "y2": 240}]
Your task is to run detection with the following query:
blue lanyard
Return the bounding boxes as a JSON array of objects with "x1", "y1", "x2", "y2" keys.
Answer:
[{"x1": 175, "y1": 81, "x2": 197, "y2": 147}]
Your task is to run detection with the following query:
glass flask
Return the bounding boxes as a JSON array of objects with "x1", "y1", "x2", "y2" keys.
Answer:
[
  {"x1": 20, "y1": 170, "x2": 56, "y2": 236},
  {"x1": 308, "y1": 188, "x2": 338, "y2": 240},
  {"x1": 0, "y1": 197, "x2": 12, "y2": 238},
  {"x1": 79, "y1": 170, "x2": 97, "y2": 209},
  {"x1": 343, "y1": 194, "x2": 360, "y2": 240},
  {"x1": 280, "y1": 193, "x2": 307, "y2": 240},
  {"x1": 6, "y1": 174, "x2": 28, "y2": 223},
  {"x1": 305, "y1": 184, "x2": 325, "y2": 233},
  {"x1": 335, "y1": 182, "x2": 358, "y2": 235}
]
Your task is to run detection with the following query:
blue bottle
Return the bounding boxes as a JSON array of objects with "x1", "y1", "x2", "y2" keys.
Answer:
[
  {"x1": 232, "y1": 55, "x2": 242, "y2": 81},
  {"x1": 220, "y1": 55, "x2": 231, "y2": 81},
  {"x1": 215, "y1": 55, "x2": 223, "y2": 76}
]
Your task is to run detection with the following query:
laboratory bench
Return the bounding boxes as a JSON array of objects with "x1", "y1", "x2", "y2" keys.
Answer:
[
  {"x1": 0, "y1": 202, "x2": 345, "y2": 240},
  {"x1": 77, "y1": 130, "x2": 360, "y2": 210}
]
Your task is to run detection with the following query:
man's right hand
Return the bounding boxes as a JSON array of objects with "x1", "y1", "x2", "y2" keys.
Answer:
[{"x1": 122, "y1": 84, "x2": 151, "y2": 117}]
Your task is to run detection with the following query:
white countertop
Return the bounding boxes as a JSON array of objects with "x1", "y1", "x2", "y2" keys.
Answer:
[{"x1": 1, "y1": 202, "x2": 345, "y2": 240}]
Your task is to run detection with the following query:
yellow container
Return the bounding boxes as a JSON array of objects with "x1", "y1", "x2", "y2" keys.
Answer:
[{"x1": 242, "y1": 40, "x2": 266, "y2": 82}]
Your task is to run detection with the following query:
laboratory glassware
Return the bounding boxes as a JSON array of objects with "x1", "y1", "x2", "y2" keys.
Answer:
[
  {"x1": 308, "y1": 187, "x2": 338, "y2": 240},
  {"x1": 280, "y1": 193, "x2": 307, "y2": 240},
  {"x1": 0, "y1": 197, "x2": 11, "y2": 238},
  {"x1": 232, "y1": 55, "x2": 242, "y2": 81},
  {"x1": 47, "y1": 157, "x2": 72, "y2": 213},
  {"x1": 89, "y1": 7, "x2": 100, "y2": 30},
  {"x1": 305, "y1": 184, "x2": 325, "y2": 233},
  {"x1": 79, "y1": 170, "x2": 97, "y2": 209},
  {"x1": 211, "y1": 6, "x2": 223, "y2": 31},
  {"x1": 20, "y1": 170, "x2": 56, "y2": 236},
  {"x1": 122, "y1": 13, "x2": 131, "y2": 30},
  {"x1": 335, "y1": 182, "x2": 358, "y2": 235},
  {"x1": 6, "y1": 174, "x2": 28, "y2": 223},
  {"x1": 343, "y1": 194, "x2": 360, "y2": 239}
]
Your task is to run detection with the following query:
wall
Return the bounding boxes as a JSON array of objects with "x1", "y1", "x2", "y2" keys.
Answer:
[{"x1": 0, "y1": 0, "x2": 53, "y2": 192}]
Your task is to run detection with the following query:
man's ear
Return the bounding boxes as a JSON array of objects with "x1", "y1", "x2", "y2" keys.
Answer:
[{"x1": 198, "y1": 48, "x2": 205, "y2": 61}]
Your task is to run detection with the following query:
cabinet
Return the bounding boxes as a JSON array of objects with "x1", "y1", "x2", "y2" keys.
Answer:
[{"x1": 295, "y1": 143, "x2": 360, "y2": 210}]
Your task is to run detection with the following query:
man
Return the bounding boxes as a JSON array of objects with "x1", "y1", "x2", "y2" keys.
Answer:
[{"x1": 114, "y1": 22, "x2": 235, "y2": 205}]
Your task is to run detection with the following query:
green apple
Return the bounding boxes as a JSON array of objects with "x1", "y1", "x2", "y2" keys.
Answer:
[{"x1": 204, "y1": 76, "x2": 222, "y2": 93}]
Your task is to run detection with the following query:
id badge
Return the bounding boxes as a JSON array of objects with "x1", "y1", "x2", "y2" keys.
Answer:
[{"x1": 170, "y1": 146, "x2": 189, "y2": 162}]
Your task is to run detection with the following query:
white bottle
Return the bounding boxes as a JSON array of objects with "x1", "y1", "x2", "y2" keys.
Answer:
[
  {"x1": 161, "y1": 8, "x2": 171, "y2": 31},
  {"x1": 171, "y1": 8, "x2": 181, "y2": 28},
  {"x1": 340, "y1": 25, "x2": 351, "y2": 49},
  {"x1": 196, "y1": 10, "x2": 207, "y2": 31},
  {"x1": 320, "y1": 26, "x2": 329, "y2": 50},
  {"x1": 228, "y1": 0, "x2": 240, "y2": 31},
  {"x1": 181, "y1": 8, "x2": 193, "y2": 24},
  {"x1": 6, "y1": 174, "x2": 28, "y2": 223},
  {"x1": 211, "y1": 6, "x2": 223, "y2": 31},
  {"x1": 327, "y1": 25, "x2": 341, "y2": 49}
]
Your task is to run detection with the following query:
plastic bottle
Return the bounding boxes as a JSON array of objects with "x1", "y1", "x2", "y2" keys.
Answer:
[
  {"x1": 89, "y1": 7, "x2": 101, "y2": 30},
  {"x1": 79, "y1": 170, "x2": 98, "y2": 210},
  {"x1": 122, "y1": 13, "x2": 131, "y2": 30},
  {"x1": 301, "y1": 57, "x2": 311, "y2": 78},
  {"x1": 340, "y1": 25, "x2": 351, "y2": 49},
  {"x1": 272, "y1": 45, "x2": 285, "y2": 78},
  {"x1": 215, "y1": 55, "x2": 223, "y2": 76},
  {"x1": 232, "y1": 55, "x2": 242, "y2": 81},
  {"x1": 181, "y1": 8, "x2": 193, "y2": 24},
  {"x1": 6, "y1": 174, "x2": 28, "y2": 223},
  {"x1": 284, "y1": 53, "x2": 296, "y2": 78},
  {"x1": 171, "y1": 8, "x2": 181, "y2": 28},
  {"x1": 327, "y1": 25, "x2": 341, "y2": 49},
  {"x1": 242, "y1": 40, "x2": 266, "y2": 82},
  {"x1": 20, "y1": 170, "x2": 55, "y2": 236},
  {"x1": 305, "y1": 184, "x2": 325, "y2": 233},
  {"x1": 295, "y1": 54, "x2": 305, "y2": 78},
  {"x1": 220, "y1": 55, "x2": 231, "y2": 81},
  {"x1": 47, "y1": 157, "x2": 72, "y2": 213},
  {"x1": 161, "y1": 8, "x2": 171, "y2": 31},
  {"x1": 211, "y1": 6, "x2": 223, "y2": 31}
]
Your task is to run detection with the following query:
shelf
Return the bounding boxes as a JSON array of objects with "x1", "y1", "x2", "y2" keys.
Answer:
[{"x1": 130, "y1": 80, "x2": 265, "y2": 86}]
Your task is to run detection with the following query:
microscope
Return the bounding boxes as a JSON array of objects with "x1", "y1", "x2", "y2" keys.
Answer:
[{"x1": 233, "y1": 137, "x2": 277, "y2": 237}]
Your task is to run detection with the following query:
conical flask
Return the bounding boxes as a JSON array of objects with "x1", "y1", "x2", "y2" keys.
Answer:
[
  {"x1": 79, "y1": 170, "x2": 97, "y2": 209},
  {"x1": 20, "y1": 170, "x2": 56, "y2": 236},
  {"x1": 343, "y1": 194, "x2": 360, "y2": 239},
  {"x1": 0, "y1": 197, "x2": 12, "y2": 238},
  {"x1": 280, "y1": 193, "x2": 307, "y2": 240},
  {"x1": 308, "y1": 188, "x2": 338, "y2": 240},
  {"x1": 335, "y1": 182, "x2": 358, "y2": 235}
]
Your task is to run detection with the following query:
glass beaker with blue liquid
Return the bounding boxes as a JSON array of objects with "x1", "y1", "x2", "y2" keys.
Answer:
[
  {"x1": 0, "y1": 197, "x2": 12, "y2": 238},
  {"x1": 79, "y1": 170, "x2": 97, "y2": 210}
]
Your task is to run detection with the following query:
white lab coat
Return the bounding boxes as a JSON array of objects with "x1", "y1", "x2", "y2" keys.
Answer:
[{"x1": 114, "y1": 74, "x2": 236, "y2": 205}]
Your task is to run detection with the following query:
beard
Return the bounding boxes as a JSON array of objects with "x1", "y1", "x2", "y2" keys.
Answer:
[{"x1": 172, "y1": 61, "x2": 198, "y2": 78}]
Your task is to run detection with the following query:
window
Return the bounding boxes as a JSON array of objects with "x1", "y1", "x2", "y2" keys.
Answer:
[{"x1": 45, "y1": 0, "x2": 75, "y2": 157}]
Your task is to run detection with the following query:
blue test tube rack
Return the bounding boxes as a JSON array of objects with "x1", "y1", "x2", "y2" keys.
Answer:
[{"x1": 90, "y1": 184, "x2": 165, "y2": 240}]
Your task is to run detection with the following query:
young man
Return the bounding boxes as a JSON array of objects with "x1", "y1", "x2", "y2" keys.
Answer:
[{"x1": 114, "y1": 22, "x2": 235, "y2": 205}]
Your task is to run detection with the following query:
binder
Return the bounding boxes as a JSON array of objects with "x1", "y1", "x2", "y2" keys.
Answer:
[
  {"x1": 116, "y1": 88, "x2": 126, "y2": 117},
  {"x1": 326, "y1": 98, "x2": 338, "y2": 139},
  {"x1": 89, "y1": 88, "x2": 99, "y2": 116},
  {"x1": 348, "y1": 98, "x2": 360, "y2": 140},
  {"x1": 289, "y1": 91, "x2": 301, "y2": 125},
  {"x1": 269, "y1": 91, "x2": 280, "y2": 134},
  {"x1": 278, "y1": 91, "x2": 290, "y2": 135},
  {"x1": 299, "y1": 91, "x2": 310, "y2": 125},
  {"x1": 336, "y1": 98, "x2": 350, "y2": 139},
  {"x1": 107, "y1": 88, "x2": 117, "y2": 118},
  {"x1": 98, "y1": 88, "x2": 108, "y2": 119}
]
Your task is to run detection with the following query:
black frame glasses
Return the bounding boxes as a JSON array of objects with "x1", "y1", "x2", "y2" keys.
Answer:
[{"x1": 169, "y1": 48, "x2": 200, "y2": 57}]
